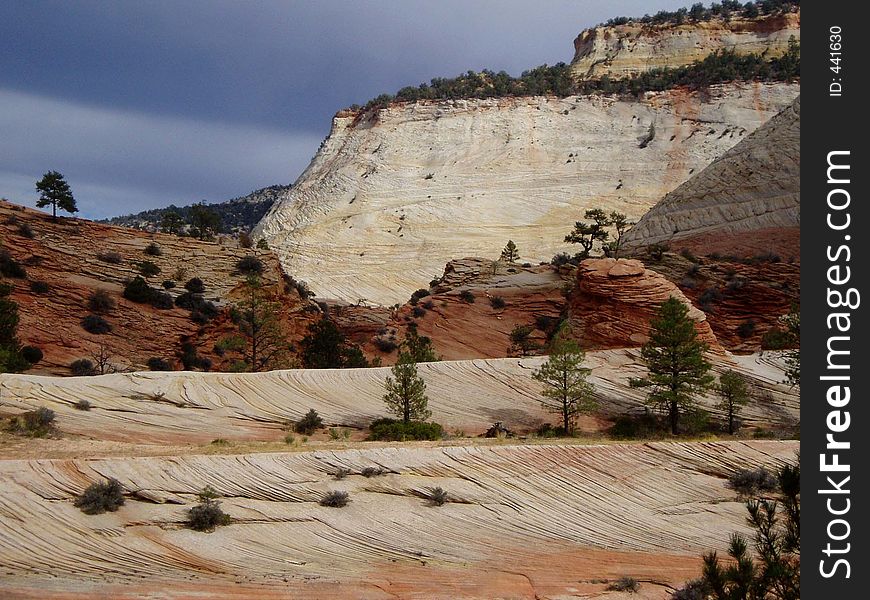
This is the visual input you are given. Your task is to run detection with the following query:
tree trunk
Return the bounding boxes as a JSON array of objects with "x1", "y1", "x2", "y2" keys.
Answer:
[
  {"x1": 670, "y1": 399, "x2": 679, "y2": 435},
  {"x1": 563, "y1": 403, "x2": 570, "y2": 435},
  {"x1": 728, "y1": 405, "x2": 735, "y2": 435}
]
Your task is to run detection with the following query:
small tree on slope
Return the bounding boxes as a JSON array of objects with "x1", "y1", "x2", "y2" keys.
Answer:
[
  {"x1": 630, "y1": 297, "x2": 714, "y2": 435},
  {"x1": 383, "y1": 352, "x2": 430, "y2": 424},
  {"x1": 532, "y1": 331, "x2": 596, "y2": 435},
  {"x1": 716, "y1": 369, "x2": 749, "y2": 435}
]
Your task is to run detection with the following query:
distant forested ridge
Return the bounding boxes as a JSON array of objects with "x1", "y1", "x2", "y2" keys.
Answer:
[{"x1": 104, "y1": 185, "x2": 290, "y2": 233}]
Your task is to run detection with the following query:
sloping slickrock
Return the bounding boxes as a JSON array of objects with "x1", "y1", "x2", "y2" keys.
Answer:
[
  {"x1": 0, "y1": 440, "x2": 798, "y2": 598},
  {"x1": 254, "y1": 83, "x2": 798, "y2": 305},
  {"x1": 570, "y1": 258, "x2": 719, "y2": 349},
  {"x1": 622, "y1": 97, "x2": 800, "y2": 254},
  {"x1": 0, "y1": 351, "x2": 798, "y2": 444}
]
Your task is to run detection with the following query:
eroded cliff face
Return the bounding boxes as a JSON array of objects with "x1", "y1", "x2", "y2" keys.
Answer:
[
  {"x1": 622, "y1": 96, "x2": 799, "y2": 255},
  {"x1": 571, "y1": 12, "x2": 800, "y2": 79},
  {"x1": 255, "y1": 82, "x2": 798, "y2": 305}
]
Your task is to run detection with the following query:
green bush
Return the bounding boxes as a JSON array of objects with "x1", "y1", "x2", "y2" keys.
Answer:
[
  {"x1": 74, "y1": 399, "x2": 92, "y2": 411},
  {"x1": 295, "y1": 408, "x2": 323, "y2": 434},
  {"x1": 17, "y1": 222, "x2": 35, "y2": 238},
  {"x1": 162, "y1": 280, "x2": 176, "y2": 289},
  {"x1": 410, "y1": 289, "x2": 430, "y2": 305},
  {"x1": 187, "y1": 487, "x2": 231, "y2": 532},
  {"x1": 361, "y1": 466, "x2": 387, "y2": 478},
  {"x1": 728, "y1": 467, "x2": 779, "y2": 497},
  {"x1": 8, "y1": 406, "x2": 55, "y2": 437},
  {"x1": 21, "y1": 345, "x2": 43, "y2": 364},
  {"x1": 123, "y1": 276, "x2": 155, "y2": 304},
  {"x1": 761, "y1": 327, "x2": 792, "y2": 350},
  {"x1": 81, "y1": 314, "x2": 112, "y2": 335},
  {"x1": 319, "y1": 491, "x2": 349, "y2": 508},
  {"x1": 489, "y1": 296, "x2": 506, "y2": 309},
  {"x1": 368, "y1": 418, "x2": 443, "y2": 441},
  {"x1": 459, "y1": 290, "x2": 475, "y2": 303},
  {"x1": 75, "y1": 479, "x2": 124, "y2": 514},
  {"x1": 737, "y1": 319, "x2": 756, "y2": 339},
  {"x1": 608, "y1": 413, "x2": 662, "y2": 439}
]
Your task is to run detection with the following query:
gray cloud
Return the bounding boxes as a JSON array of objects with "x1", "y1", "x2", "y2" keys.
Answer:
[{"x1": 1, "y1": 1, "x2": 690, "y2": 219}]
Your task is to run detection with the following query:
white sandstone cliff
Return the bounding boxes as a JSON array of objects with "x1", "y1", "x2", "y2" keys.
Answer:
[{"x1": 255, "y1": 82, "x2": 798, "y2": 305}]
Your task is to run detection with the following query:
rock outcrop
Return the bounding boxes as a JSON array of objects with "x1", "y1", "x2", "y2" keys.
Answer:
[
  {"x1": 622, "y1": 96, "x2": 800, "y2": 255},
  {"x1": 569, "y1": 258, "x2": 719, "y2": 350},
  {"x1": 571, "y1": 12, "x2": 800, "y2": 79},
  {"x1": 255, "y1": 83, "x2": 798, "y2": 305}
]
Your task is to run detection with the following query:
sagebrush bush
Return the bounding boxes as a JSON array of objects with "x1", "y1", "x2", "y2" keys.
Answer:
[
  {"x1": 147, "y1": 357, "x2": 171, "y2": 371},
  {"x1": 333, "y1": 468, "x2": 350, "y2": 480},
  {"x1": 489, "y1": 296, "x2": 506, "y2": 309},
  {"x1": 236, "y1": 256, "x2": 264, "y2": 275},
  {"x1": 361, "y1": 466, "x2": 387, "y2": 478},
  {"x1": 74, "y1": 399, "x2": 92, "y2": 411},
  {"x1": 459, "y1": 290, "x2": 475, "y2": 303},
  {"x1": 319, "y1": 491, "x2": 349, "y2": 508},
  {"x1": 295, "y1": 409, "x2": 323, "y2": 434},
  {"x1": 608, "y1": 414, "x2": 662, "y2": 440},
  {"x1": 21, "y1": 345, "x2": 43, "y2": 364},
  {"x1": 81, "y1": 314, "x2": 112, "y2": 335},
  {"x1": 75, "y1": 479, "x2": 124, "y2": 514},
  {"x1": 17, "y1": 222, "x2": 35, "y2": 238},
  {"x1": 144, "y1": 242, "x2": 162, "y2": 256},
  {"x1": 606, "y1": 577, "x2": 639, "y2": 593},
  {"x1": 8, "y1": 407, "x2": 56, "y2": 437},
  {"x1": 427, "y1": 487, "x2": 448, "y2": 506},
  {"x1": 412, "y1": 306, "x2": 426, "y2": 318},
  {"x1": 70, "y1": 358, "x2": 95, "y2": 376},
  {"x1": 96, "y1": 251, "x2": 123, "y2": 264},
  {"x1": 368, "y1": 418, "x2": 443, "y2": 441},
  {"x1": 87, "y1": 289, "x2": 116, "y2": 314},
  {"x1": 728, "y1": 467, "x2": 779, "y2": 497},
  {"x1": 123, "y1": 276, "x2": 156, "y2": 304},
  {"x1": 409, "y1": 289, "x2": 430, "y2": 305}
]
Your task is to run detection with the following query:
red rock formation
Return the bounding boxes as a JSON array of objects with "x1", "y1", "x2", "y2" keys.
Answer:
[{"x1": 568, "y1": 258, "x2": 720, "y2": 350}]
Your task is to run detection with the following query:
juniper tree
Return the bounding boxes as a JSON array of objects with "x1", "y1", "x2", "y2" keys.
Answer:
[
  {"x1": 630, "y1": 297, "x2": 714, "y2": 434},
  {"x1": 188, "y1": 202, "x2": 222, "y2": 240},
  {"x1": 35, "y1": 171, "x2": 77, "y2": 219},
  {"x1": 606, "y1": 211, "x2": 633, "y2": 259},
  {"x1": 716, "y1": 369, "x2": 749, "y2": 434},
  {"x1": 532, "y1": 333, "x2": 595, "y2": 434}
]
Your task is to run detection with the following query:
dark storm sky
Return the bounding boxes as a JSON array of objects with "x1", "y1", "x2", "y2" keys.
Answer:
[{"x1": 0, "y1": 0, "x2": 688, "y2": 219}]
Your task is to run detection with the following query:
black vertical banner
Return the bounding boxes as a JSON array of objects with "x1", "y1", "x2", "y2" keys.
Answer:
[{"x1": 802, "y1": 1, "x2": 866, "y2": 596}]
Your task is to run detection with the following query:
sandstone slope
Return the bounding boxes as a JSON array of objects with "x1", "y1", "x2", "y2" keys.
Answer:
[
  {"x1": 571, "y1": 12, "x2": 800, "y2": 79},
  {"x1": 622, "y1": 96, "x2": 800, "y2": 255},
  {"x1": 255, "y1": 83, "x2": 798, "y2": 305},
  {"x1": 0, "y1": 351, "x2": 798, "y2": 445},
  {"x1": 0, "y1": 440, "x2": 798, "y2": 599}
]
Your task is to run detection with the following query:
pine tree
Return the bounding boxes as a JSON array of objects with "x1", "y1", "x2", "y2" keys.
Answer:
[
  {"x1": 160, "y1": 210, "x2": 185, "y2": 235},
  {"x1": 236, "y1": 275, "x2": 290, "y2": 372},
  {"x1": 606, "y1": 211, "x2": 633, "y2": 259},
  {"x1": 35, "y1": 171, "x2": 77, "y2": 219},
  {"x1": 383, "y1": 354, "x2": 430, "y2": 423},
  {"x1": 630, "y1": 297, "x2": 714, "y2": 434},
  {"x1": 299, "y1": 318, "x2": 368, "y2": 369},
  {"x1": 716, "y1": 369, "x2": 749, "y2": 434},
  {"x1": 500, "y1": 240, "x2": 520, "y2": 263},
  {"x1": 188, "y1": 202, "x2": 222, "y2": 240},
  {"x1": 532, "y1": 332, "x2": 595, "y2": 434},
  {"x1": 401, "y1": 326, "x2": 440, "y2": 363}
]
